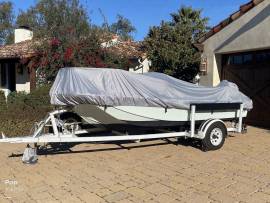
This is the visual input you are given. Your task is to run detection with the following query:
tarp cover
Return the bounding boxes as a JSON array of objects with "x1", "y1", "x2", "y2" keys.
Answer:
[{"x1": 50, "y1": 67, "x2": 253, "y2": 110}]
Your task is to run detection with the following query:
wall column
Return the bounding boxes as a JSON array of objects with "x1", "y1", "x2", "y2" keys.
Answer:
[{"x1": 30, "y1": 67, "x2": 36, "y2": 92}]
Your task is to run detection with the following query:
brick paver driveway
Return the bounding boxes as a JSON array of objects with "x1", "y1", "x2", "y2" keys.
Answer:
[{"x1": 0, "y1": 126, "x2": 270, "y2": 203}]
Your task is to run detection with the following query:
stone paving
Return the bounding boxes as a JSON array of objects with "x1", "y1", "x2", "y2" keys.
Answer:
[{"x1": 0, "y1": 126, "x2": 270, "y2": 202}]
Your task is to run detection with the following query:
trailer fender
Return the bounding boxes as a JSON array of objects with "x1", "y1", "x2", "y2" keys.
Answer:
[{"x1": 198, "y1": 119, "x2": 227, "y2": 139}]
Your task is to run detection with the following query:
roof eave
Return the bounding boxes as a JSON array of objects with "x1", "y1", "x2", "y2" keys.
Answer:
[{"x1": 197, "y1": 0, "x2": 265, "y2": 44}]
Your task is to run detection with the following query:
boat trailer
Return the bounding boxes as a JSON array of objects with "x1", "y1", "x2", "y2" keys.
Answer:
[{"x1": 0, "y1": 104, "x2": 245, "y2": 163}]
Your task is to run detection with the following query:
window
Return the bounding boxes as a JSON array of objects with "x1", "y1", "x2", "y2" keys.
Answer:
[
  {"x1": 233, "y1": 55, "x2": 243, "y2": 65},
  {"x1": 243, "y1": 54, "x2": 252, "y2": 64},
  {"x1": 0, "y1": 63, "x2": 7, "y2": 87},
  {"x1": 255, "y1": 51, "x2": 270, "y2": 63},
  {"x1": 224, "y1": 50, "x2": 270, "y2": 66}
]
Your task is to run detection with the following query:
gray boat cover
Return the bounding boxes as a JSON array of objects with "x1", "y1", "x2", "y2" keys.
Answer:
[{"x1": 50, "y1": 67, "x2": 253, "y2": 110}]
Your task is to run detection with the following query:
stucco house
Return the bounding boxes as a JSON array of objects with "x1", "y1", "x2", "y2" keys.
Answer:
[
  {"x1": 0, "y1": 28, "x2": 150, "y2": 97},
  {"x1": 101, "y1": 35, "x2": 151, "y2": 73},
  {"x1": 0, "y1": 27, "x2": 35, "y2": 97},
  {"x1": 197, "y1": 0, "x2": 270, "y2": 127}
]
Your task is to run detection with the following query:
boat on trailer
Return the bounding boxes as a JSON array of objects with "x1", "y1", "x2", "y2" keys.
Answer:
[{"x1": 0, "y1": 67, "x2": 253, "y2": 160}]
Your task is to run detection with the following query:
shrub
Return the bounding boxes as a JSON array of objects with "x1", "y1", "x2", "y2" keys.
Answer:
[
  {"x1": 7, "y1": 91, "x2": 28, "y2": 106},
  {"x1": 0, "y1": 86, "x2": 52, "y2": 136},
  {"x1": 0, "y1": 90, "x2": 6, "y2": 111}
]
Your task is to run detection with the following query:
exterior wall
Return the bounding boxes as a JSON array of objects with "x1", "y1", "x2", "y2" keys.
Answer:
[
  {"x1": 30, "y1": 67, "x2": 36, "y2": 91},
  {"x1": 200, "y1": 0, "x2": 270, "y2": 86},
  {"x1": 200, "y1": 53, "x2": 214, "y2": 86},
  {"x1": 0, "y1": 63, "x2": 31, "y2": 96},
  {"x1": 16, "y1": 66, "x2": 30, "y2": 93},
  {"x1": 129, "y1": 58, "x2": 151, "y2": 74},
  {"x1": 213, "y1": 54, "x2": 222, "y2": 85}
]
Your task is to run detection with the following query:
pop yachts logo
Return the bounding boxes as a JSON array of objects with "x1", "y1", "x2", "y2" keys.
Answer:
[
  {"x1": 3, "y1": 179, "x2": 18, "y2": 185},
  {"x1": 2, "y1": 179, "x2": 22, "y2": 192}
]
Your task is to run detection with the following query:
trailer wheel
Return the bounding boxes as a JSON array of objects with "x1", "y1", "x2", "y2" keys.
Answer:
[
  {"x1": 202, "y1": 121, "x2": 226, "y2": 151},
  {"x1": 60, "y1": 112, "x2": 82, "y2": 132},
  {"x1": 49, "y1": 112, "x2": 82, "y2": 133}
]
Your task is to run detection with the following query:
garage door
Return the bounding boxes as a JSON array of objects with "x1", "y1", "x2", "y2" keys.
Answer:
[{"x1": 222, "y1": 50, "x2": 270, "y2": 128}]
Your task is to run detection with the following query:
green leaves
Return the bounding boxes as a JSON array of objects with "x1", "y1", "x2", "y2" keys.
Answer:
[
  {"x1": 109, "y1": 14, "x2": 136, "y2": 41},
  {"x1": 0, "y1": 1, "x2": 14, "y2": 45},
  {"x1": 13, "y1": 1, "x2": 136, "y2": 83},
  {"x1": 16, "y1": 0, "x2": 90, "y2": 40},
  {"x1": 144, "y1": 5, "x2": 208, "y2": 81},
  {"x1": 15, "y1": 0, "x2": 103, "y2": 82},
  {"x1": 0, "y1": 86, "x2": 52, "y2": 137}
]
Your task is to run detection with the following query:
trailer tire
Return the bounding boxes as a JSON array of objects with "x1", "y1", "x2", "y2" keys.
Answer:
[
  {"x1": 202, "y1": 121, "x2": 226, "y2": 151},
  {"x1": 49, "y1": 112, "x2": 82, "y2": 133},
  {"x1": 60, "y1": 112, "x2": 82, "y2": 130}
]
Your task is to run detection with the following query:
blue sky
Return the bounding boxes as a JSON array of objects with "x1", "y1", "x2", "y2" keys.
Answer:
[{"x1": 11, "y1": 0, "x2": 248, "y2": 41}]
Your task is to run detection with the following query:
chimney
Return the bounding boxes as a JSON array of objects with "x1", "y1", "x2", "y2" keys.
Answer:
[{"x1": 14, "y1": 26, "x2": 33, "y2": 43}]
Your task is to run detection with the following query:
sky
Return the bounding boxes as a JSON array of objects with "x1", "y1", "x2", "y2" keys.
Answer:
[{"x1": 10, "y1": 0, "x2": 249, "y2": 41}]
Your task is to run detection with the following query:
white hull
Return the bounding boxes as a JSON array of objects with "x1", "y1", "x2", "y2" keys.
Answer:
[
  {"x1": 103, "y1": 106, "x2": 247, "y2": 121},
  {"x1": 74, "y1": 104, "x2": 248, "y2": 126}
]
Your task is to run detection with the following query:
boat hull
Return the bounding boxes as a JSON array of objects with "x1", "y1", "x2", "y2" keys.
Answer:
[{"x1": 74, "y1": 104, "x2": 248, "y2": 130}]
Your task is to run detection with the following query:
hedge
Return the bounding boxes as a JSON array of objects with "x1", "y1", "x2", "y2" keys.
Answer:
[{"x1": 0, "y1": 86, "x2": 52, "y2": 137}]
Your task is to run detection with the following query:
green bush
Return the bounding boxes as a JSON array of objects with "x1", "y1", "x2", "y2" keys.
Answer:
[
  {"x1": 0, "y1": 86, "x2": 52, "y2": 137},
  {"x1": 7, "y1": 85, "x2": 51, "y2": 108},
  {"x1": 7, "y1": 91, "x2": 28, "y2": 106},
  {"x1": 0, "y1": 91, "x2": 6, "y2": 111}
]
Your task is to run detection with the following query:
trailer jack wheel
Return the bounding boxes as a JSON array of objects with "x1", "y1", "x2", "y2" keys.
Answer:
[
  {"x1": 202, "y1": 121, "x2": 227, "y2": 151},
  {"x1": 22, "y1": 144, "x2": 38, "y2": 164}
]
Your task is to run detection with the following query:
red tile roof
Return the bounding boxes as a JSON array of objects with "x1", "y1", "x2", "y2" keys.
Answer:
[
  {"x1": 0, "y1": 40, "x2": 36, "y2": 59},
  {"x1": 103, "y1": 40, "x2": 144, "y2": 58},
  {"x1": 198, "y1": 0, "x2": 265, "y2": 44},
  {"x1": 0, "y1": 37, "x2": 144, "y2": 60}
]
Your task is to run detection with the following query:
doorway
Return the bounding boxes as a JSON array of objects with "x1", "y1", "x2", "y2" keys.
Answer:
[
  {"x1": 7, "y1": 63, "x2": 16, "y2": 92},
  {"x1": 0, "y1": 61, "x2": 16, "y2": 93}
]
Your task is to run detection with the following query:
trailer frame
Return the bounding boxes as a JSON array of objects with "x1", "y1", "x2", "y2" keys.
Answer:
[{"x1": 0, "y1": 104, "x2": 245, "y2": 146}]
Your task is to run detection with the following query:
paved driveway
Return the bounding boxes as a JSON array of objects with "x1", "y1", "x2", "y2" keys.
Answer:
[{"x1": 0, "y1": 126, "x2": 270, "y2": 203}]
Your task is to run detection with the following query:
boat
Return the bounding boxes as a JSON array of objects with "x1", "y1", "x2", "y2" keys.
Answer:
[
  {"x1": 50, "y1": 67, "x2": 251, "y2": 131},
  {"x1": 0, "y1": 67, "x2": 253, "y2": 156}
]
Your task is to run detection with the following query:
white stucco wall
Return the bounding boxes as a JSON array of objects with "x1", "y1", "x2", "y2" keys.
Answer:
[
  {"x1": 16, "y1": 67, "x2": 30, "y2": 93},
  {"x1": 200, "y1": 0, "x2": 270, "y2": 86},
  {"x1": 129, "y1": 58, "x2": 151, "y2": 74}
]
